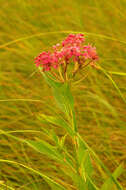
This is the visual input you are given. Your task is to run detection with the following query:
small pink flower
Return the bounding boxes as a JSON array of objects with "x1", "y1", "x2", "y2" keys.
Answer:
[
  {"x1": 62, "y1": 33, "x2": 85, "y2": 47},
  {"x1": 86, "y1": 45, "x2": 99, "y2": 61}
]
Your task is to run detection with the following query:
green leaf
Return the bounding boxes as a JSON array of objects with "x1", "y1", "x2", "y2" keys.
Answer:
[
  {"x1": 101, "y1": 163, "x2": 124, "y2": 190},
  {"x1": 86, "y1": 176, "x2": 99, "y2": 190},
  {"x1": 113, "y1": 163, "x2": 124, "y2": 179},
  {"x1": 41, "y1": 71, "x2": 77, "y2": 133},
  {"x1": 71, "y1": 172, "x2": 87, "y2": 190},
  {"x1": 38, "y1": 114, "x2": 75, "y2": 136},
  {"x1": 83, "y1": 151, "x2": 93, "y2": 178},
  {"x1": 26, "y1": 140, "x2": 63, "y2": 163},
  {"x1": 72, "y1": 172, "x2": 99, "y2": 190},
  {"x1": 52, "y1": 82, "x2": 74, "y2": 115},
  {"x1": 26, "y1": 139, "x2": 74, "y2": 171},
  {"x1": 77, "y1": 134, "x2": 123, "y2": 190},
  {"x1": 72, "y1": 109, "x2": 77, "y2": 133},
  {"x1": 77, "y1": 137, "x2": 96, "y2": 190}
]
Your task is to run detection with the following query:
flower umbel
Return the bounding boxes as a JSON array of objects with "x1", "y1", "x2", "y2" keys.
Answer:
[{"x1": 34, "y1": 34, "x2": 99, "y2": 81}]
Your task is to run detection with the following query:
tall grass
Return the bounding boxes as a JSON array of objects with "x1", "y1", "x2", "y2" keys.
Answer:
[{"x1": 0, "y1": 0, "x2": 126, "y2": 189}]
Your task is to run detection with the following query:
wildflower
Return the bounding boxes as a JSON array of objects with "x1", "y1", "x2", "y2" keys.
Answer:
[{"x1": 34, "y1": 33, "x2": 99, "y2": 80}]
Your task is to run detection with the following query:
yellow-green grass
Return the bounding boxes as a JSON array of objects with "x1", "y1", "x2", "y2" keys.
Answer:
[{"x1": 0, "y1": 0, "x2": 126, "y2": 189}]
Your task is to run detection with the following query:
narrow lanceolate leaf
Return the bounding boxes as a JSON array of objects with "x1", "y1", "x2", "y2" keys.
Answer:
[
  {"x1": 72, "y1": 172, "x2": 99, "y2": 190},
  {"x1": 26, "y1": 140, "x2": 63, "y2": 163},
  {"x1": 101, "y1": 163, "x2": 124, "y2": 190},
  {"x1": 77, "y1": 137, "x2": 93, "y2": 177},
  {"x1": 77, "y1": 134, "x2": 123, "y2": 190},
  {"x1": 77, "y1": 137, "x2": 97, "y2": 190},
  {"x1": 52, "y1": 82, "x2": 74, "y2": 114},
  {"x1": 41, "y1": 72, "x2": 74, "y2": 114},
  {"x1": 26, "y1": 140, "x2": 74, "y2": 171},
  {"x1": 86, "y1": 176, "x2": 100, "y2": 190},
  {"x1": 38, "y1": 114, "x2": 75, "y2": 136},
  {"x1": 41, "y1": 71, "x2": 77, "y2": 132}
]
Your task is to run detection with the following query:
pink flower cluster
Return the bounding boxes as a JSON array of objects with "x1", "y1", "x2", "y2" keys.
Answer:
[{"x1": 34, "y1": 34, "x2": 98, "y2": 71}]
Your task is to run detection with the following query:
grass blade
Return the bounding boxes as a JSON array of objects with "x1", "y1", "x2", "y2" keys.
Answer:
[
  {"x1": 0, "y1": 159, "x2": 66, "y2": 190},
  {"x1": 101, "y1": 163, "x2": 124, "y2": 190}
]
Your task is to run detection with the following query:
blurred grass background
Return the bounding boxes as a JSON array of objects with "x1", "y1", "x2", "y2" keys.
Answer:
[{"x1": 0, "y1": 0, "x2": 126, "y2": 189}]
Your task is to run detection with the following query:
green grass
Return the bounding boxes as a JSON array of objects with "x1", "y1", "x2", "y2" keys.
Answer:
[{"x1": 0, "y1": 0, "x2": 126, "y2": 189}]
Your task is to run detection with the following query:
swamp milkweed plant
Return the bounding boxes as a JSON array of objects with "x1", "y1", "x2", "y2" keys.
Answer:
[{"x1": 33, "y1": 34, "x2": 123, "y2": 190}]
